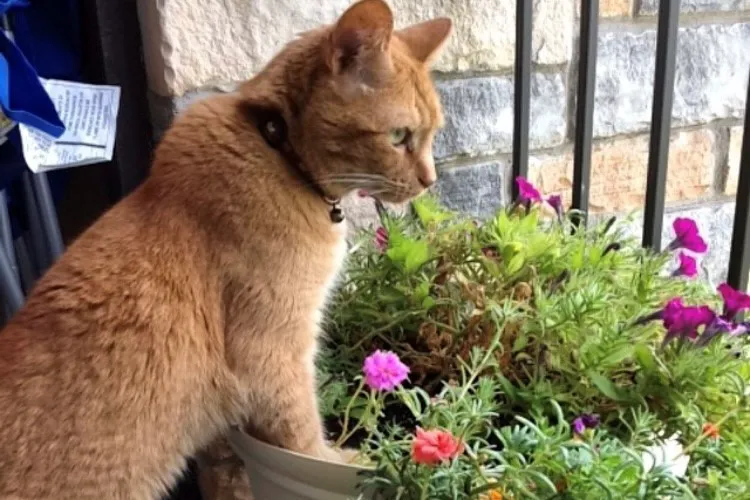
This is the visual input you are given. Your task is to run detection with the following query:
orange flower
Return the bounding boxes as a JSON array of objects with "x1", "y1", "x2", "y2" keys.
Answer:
[{"x1": 702, "y1": 422, "x2": 720, "y2": 439}]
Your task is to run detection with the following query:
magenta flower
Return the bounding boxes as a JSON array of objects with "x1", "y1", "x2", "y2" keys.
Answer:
[
  {"x1": 546, "y1": 194, "x2": 564, "y2": 220},
  {"x1": 363, "y1": 350, "x2": 409, "y2": 391},
  {"x1": 374, "y1": 227, "x2": 388, "y2": 252},
  {"x1": 718, "y1": 283, "x2": 750, "y2": 319},
  {"x1": 668, "y1": 218, "x2": 708, "y2": 253},
  {"x1": 662, "y1": 301, "x2": 715, "y2": 344},
  {"x1": 661, "y1": 297, "x2": 685, "y2": 324},
  {"x1": 572, "y1": 413, "x2": 600, "y2": 435},
  {"x1": 672, "y1": 252, "x2": 698, "y2": 278},
  {"x1": 516, "y1": 177, "x2": 542, "y2": 204}
]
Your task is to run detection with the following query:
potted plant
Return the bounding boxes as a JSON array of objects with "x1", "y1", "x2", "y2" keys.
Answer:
[{"x1": 229, "y1": 178, "x2": 750, "y2": 499}]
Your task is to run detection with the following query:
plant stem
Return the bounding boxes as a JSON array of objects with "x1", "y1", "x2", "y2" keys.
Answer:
[
  {"x1": 336, "y1": 379, "x2": 366, "y2": 448},
  {"x1": 680, "y1": 409, "x2": 737, "y2": 457}
]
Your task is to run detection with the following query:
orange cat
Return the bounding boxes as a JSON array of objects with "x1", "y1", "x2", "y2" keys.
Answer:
[{"x1": 0, "y1": 1, "x2": 451, "y2": 498}]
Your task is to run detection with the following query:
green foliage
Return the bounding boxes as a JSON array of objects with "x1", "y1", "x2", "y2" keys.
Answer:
[{"x1": 318, "y1": 197, "x2": 750, "y2": 499}]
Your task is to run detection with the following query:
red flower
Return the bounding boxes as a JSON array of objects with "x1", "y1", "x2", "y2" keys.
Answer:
[
  {"x1": 374, "y1": 227, "x2": 388, "y2": 252},
  {"x1": 702, "y1": 422, "x2": 720, "y2": 439},
  {"x1": 411, "y1": 428, "x2": 463, "y2": 465}
]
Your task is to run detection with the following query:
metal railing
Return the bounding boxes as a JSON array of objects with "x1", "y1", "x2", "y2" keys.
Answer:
[{"x1": 512, "y1": 0, "x2": 750, "y2": 291}]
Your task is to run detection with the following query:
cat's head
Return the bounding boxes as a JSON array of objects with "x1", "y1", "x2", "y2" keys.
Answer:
[{"x1": 290, "y1": 0, "x2": 452, "y2": 204}]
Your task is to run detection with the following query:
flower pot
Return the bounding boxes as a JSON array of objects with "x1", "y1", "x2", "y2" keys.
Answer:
[{"x1": 227, "y1": 428, "x2": 373, "y2": 500}]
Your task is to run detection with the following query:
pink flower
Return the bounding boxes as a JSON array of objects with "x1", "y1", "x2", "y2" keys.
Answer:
[
  {"x1": 515, "y1": 177, "x2": 542, "y2": 204},
  {"x1": 374, "y1": 227, "x2": 388, "y2": 252},
  {"x1": 717, "y1": 283, "x2": 750, "y2": 319},
  {"x1": 668, "y1": 218, "x2": 708, "y2": 253},
  {"x1": 411, "y1": 428, "x2": 463, "y2": 465},
  {"x1": 672, "y1": 252, "x2": 698, "y2": 278},
  {"x1": 362, "y1": 350, "x2": 409, "y2": 391}
]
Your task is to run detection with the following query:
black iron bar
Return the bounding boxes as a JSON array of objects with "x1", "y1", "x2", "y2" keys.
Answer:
[
  {"x1": 572, "y1": 0, "x2": 600, "y2": 223},
  {"x1": 512, "y1": 0, "x2": 532, "y2": 197},
  {"x1": 727, "y1": 68, "x2": 750, "y2": 291},
  {"x1": 642, "y1": 0, "x2": 681, "y2": 249}
]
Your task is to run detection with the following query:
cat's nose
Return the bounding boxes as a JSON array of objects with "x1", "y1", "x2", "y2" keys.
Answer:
[
  {"x1": 418, "y1": 173, "x2": 436, "y2": 188},
  {"x1": 417, "y1": 156, "x2": 437, "y2": 188}
]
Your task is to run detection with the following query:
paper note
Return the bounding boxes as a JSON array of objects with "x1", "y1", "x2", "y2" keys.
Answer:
[{"x1": 19, "y1": 79, "x2": 121, "y2": 173}]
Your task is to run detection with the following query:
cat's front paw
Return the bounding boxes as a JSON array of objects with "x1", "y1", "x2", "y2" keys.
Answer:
[{"x1": 315, "y1": 442, "x2": 358, "y2": 464}]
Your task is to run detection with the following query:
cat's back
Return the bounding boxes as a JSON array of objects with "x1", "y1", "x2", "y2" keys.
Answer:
[{"x1": 0, "y1": 176, "x2": 227, "y2": 499}]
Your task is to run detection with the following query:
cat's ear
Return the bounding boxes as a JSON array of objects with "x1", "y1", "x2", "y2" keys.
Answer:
[
  {"x1": 327, "y1": 0, "x2": 394, "y2": 83},
  {"x1": 396, "y1": 18, "x2": 453, "y2": 66}
]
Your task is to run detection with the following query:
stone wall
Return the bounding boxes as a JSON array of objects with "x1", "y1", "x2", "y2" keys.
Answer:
[{"x1": 136, "y1": 0, "x2": 749, "y2": 284}]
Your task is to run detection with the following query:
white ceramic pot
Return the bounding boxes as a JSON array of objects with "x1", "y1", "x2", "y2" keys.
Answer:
[{"x1": 227, "y1": 428, "x2": 373, "y2": 500}]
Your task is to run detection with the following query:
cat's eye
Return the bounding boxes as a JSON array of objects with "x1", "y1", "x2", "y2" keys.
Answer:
[{"x1": 389, "y1": 128, "x2": 411, "y2": 147}]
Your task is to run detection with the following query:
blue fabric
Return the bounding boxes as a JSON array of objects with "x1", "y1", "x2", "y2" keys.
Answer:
[
  {"x1": 0, "y1": 30, "x2": 64, "y2": 137},
  {"x1": 0, "y1": 0, "x2": 28, "y2": 16},
  {"x1": 11, "y1": 0, "x2": 81, "y2": 81}
]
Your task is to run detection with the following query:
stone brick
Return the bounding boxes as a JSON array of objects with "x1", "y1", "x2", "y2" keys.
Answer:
[
  {"x1": 340, "y1": 193, "x2": 410, "y2": 233},
  {"x1": 434, "y1": 161, "x2": 508, "y2": 219},
  {"x1": 594, "y1": 23, "x2": 750, "y2": 138},
  {"x1": 725, "y1": 126, "x2": 745, "y2": 195},
  {"x1": 640, "y1": 0, "x2": 750, "y2": 14},
  {"x1": 528, "y1": 129, "x2": 717, "y2": 213},
  {"x1": 435, "y1": 73, "x2": 567, "y2": 160},
  {"x1": 137, "y1": 0, "x2": 574, "y2": 97},
  {"x1": 601, "y1": 0, "x2": 632, "y2": 17}
]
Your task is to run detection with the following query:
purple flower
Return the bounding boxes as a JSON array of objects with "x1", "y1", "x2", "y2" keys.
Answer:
[
  {"x1": 363, "y1": 350, "x2": 410, "y2": 391},
  {"x1": 516, "y1": 177, "x2": 542, "y2": 204},
  {"x1": 696, "y1": 316, "x2": 743, "y2": 347},
  {"x1": 546, "y1": 194, "x2": 564, "y2": 220},
  {"x1": 572, "y1": 413, "x2": 600, "y2": 435},
  {"x1": 572, "y1": 417, "x2": 586, "y2": 435},
  {"x1": 717, "y1": 283, "x2": 750, "y2": 320},
  {"x1": 374, "y1": 227, "x2": 389, "y2": 252},
  {"x1": 672, "y1": 252, "x2": 698, "y2": 278},
  {"x1": 668, "y1": 218, "x2": 708, "y2": 253}
]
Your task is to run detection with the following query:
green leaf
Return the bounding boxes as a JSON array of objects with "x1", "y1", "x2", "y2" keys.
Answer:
[
  {"x1": 413, "y1": 196, "x2": 452, "y2": 226},
  {"x1": 421, "y1": 297, "x2": 436, "y2": 309},
  {"x1": 587, "y1": 371, "x2": 634, "y2": 402},
  {"x1": 598, "y1": 344, "x2": 634, "y2": 366},
  {"x1": 634, "y1": 344, "x2": 656, "y2": 371},
  {"x1": 414, "y1": 281, "x2": 430, "y2": 301},
  {"x1": 386, "y1": 237, "x2": 430, "y2": 273},
  {"x1": 506, "y1": 254, "x2": 526, "y2": 275},
  {"x1": 404, "y1": 241, "x2": 430, "y2": 272},
  {"x1": 512, "y1": 334, "x2": 529, "y2": 352}
]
